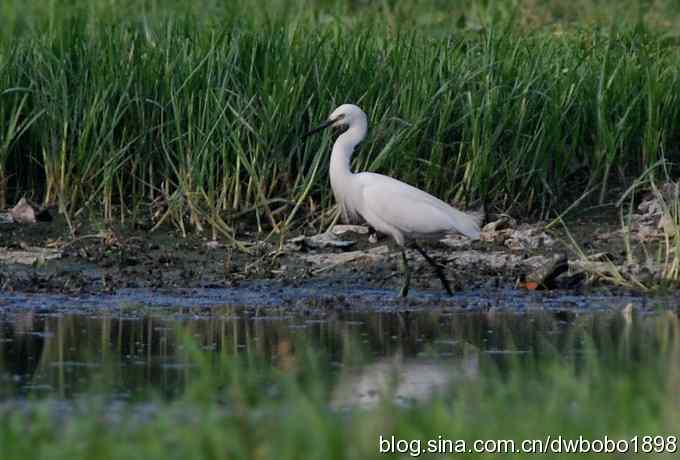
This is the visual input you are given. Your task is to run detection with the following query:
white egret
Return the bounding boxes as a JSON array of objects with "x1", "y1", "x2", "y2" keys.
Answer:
[{"x1": 305, "y1": 104, "x2": 481, "y2": 297}]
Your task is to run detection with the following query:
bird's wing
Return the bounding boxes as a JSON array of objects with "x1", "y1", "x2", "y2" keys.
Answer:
[{"x1": 357, "y1": 173, "x2": 481, "y2": 240}]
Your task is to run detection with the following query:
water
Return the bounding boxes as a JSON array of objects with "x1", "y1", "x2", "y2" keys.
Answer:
[{"x1": 0, "y1": 288, "x2": 657, "y2": 402}]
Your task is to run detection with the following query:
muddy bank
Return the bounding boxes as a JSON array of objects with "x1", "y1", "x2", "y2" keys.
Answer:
[{"x1": 0, "y1": 206, "x2": 674, "y2": 301}]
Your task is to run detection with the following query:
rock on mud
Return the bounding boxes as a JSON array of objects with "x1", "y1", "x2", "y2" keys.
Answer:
[
  {"x1": 331, "y1": 225, "x2": 369, "y2": 236},
  {"x1": 444, "y1": 217, "x2": 556, "y2": 251},
  {"x1": 482, "y1": 216, "x2": 516, "y2": 233},
  {"x1": 600, "y1": 182, "x2": 680, "y2": 241},
  {"x1": 8, "y1": 198, "x2": 52, "y2": 224},
  {"x1": 289, "y1": 232, "x2": 356, "y2": 250},
  {"x1": 300, "y1": 245, "x2": 390, "y2": 273},
  {"x1": 0, "y1": 246, "x2": 62, "y2": 265},
  {"x1": 521, "y1": 253, "x2": 569, "y2": 290}
]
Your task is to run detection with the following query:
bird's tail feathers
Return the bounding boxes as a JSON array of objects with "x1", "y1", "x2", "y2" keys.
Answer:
[
  {"x1": 449, "y1": 207, "x2": 482, "y2": 240},
  {"x1": 466, "y1": 203, "x2": 486, "y2": 228}
]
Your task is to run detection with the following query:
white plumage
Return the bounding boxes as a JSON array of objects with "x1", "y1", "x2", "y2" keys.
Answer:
[{"x1": 306, "y1": 104, "x2": 481, "y2": 296}]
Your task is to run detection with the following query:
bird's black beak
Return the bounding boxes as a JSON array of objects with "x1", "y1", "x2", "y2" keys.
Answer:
[{"x1": 303, "y1": 118, "x2": 335, "y2": 139}]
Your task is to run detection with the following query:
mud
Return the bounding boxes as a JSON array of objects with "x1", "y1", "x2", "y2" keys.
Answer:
[{"x1": 0, "y1": 208, "x2": 659, "y2": 300}]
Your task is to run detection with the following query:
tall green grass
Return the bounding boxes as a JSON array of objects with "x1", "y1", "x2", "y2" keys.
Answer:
[{"x1": 3, "y1": 0, "x2": 680, "y2": 236}]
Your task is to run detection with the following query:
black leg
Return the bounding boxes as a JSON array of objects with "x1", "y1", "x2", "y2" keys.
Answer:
[
  {"x1": 399, "y1": 248, "x2": 410, "y2": 297},
  {"x1": 412, "y1": 242, "x2": 453, "y2": 296}
]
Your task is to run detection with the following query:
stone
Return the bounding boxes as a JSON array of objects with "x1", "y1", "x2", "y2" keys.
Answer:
[
  {"x1": 522, "y1": 253, "x2": 569, "y2": 290},
  {"x1": 331, "y1": 225, "x2": 369, "y2": 235},
  {"x1": 0, "y1": 247, "x2": 62, "y2": 265},
  {"x1": 9, "y1": 198, "x2": 52, "y2": 224},
  {"x1": 289, "y1": 232, "x2": 356, "y2": 250}
]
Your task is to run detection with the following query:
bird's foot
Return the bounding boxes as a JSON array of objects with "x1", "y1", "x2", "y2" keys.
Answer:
[
  {"x1": 437, "y1": 272, "x2": 454, "y2": 296},
  {"x1": 399, "y1": 283, "x2": 409, "y2": 297}
]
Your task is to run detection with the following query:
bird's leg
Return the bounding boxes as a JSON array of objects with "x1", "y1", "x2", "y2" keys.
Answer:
[
  {"x1": 399, "y1": 247, "x2": 410, "y2": 297},
  {"x1": 412, "y1": 243, "x2": 453, "y2": 296}
]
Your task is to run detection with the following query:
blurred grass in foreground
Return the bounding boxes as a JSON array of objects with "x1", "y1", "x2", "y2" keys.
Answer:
[{"x1": 1, "y1": 310, "x2": 679, "y2": 459}]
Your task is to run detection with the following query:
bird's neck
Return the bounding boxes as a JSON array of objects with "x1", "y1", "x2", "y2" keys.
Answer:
[
  {"x1": 330, "y1": 124, "x2": 367, "y2": 179},
  {"x1": 329, "y1": 121, "x2": 368, "y2": 223}
]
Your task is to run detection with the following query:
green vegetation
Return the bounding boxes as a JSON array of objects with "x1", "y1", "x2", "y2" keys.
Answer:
[
  {"x1": 1, "y1": 311, "x2": 679, "y2": 459},
  {"x1": 4, "y1": 3, "x2": 680, "y2": 457},
  {"x1": 2, "y1": 0, "x2": 680, "y2": 238}
]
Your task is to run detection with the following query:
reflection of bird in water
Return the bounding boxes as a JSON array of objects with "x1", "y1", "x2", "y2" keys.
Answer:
[
  {"x1": 331, "y1": 353, "x2": 479, "y2": 409},
  {"x1": 306, "y1": 104, "x2": 481, "y2": 297}
]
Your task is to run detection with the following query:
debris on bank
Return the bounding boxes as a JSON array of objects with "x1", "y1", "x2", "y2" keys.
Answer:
[
  {"x1": 289, "y1": 232, "x2": 356, "y2": 250},
  {"x1": 8, "y1": 197, "x2": 52, "y2": 224},
  {"x1": 0, "y1": 246, "x2": 62, "y2": 265},
  {"x1": 519, "y1": 253, "x2": 570, "y2": 290},
  {"x1": 283, "y1": 217, "x2": 665, "y2": 291},
  {"x1": 300, "y1": 245, "x2": 391, "y2": 273},
  {"x1": 442, "y1": 217, "x2": 556, "y2": 250},
  {"x1": 331, "y1": 225, "x2": 369, "y2": 236},
  {"x1": 634, "y1": 183, "x2": 678, "y2": 238},
  {"x1": 598, "y1": 182, "x2": 680, "y2": 241},
  {"x1": 0, "y1": 202, "x2": 668, "y2": 293},
  {"x1": 481, "y1": 217, "x2": 556, "y2": 250},
  {"x1": 571, "y1": 256, "x2": 658, "y2": 288}
]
